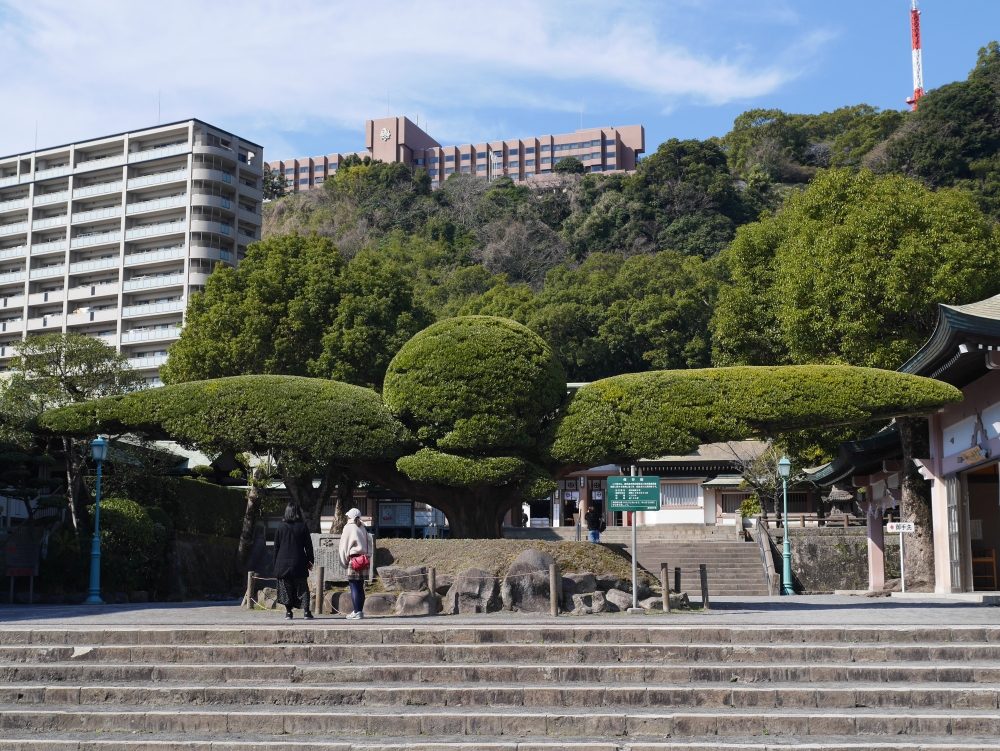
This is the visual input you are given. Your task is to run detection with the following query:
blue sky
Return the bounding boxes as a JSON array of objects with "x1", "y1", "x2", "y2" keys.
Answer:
[{"x1": 1, "y1": 1, "x2": 998, "y2": 161}]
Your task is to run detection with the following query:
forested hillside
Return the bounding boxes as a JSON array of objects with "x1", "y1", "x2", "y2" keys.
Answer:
[{"x1": 166, "y1": 42, "x2": 1000, "y2": 459}]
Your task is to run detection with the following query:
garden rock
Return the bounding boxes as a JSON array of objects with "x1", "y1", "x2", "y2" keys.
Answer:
[
  {"x1": 501, "y1": 549, "x2": 560, "y2": 613},
  {"x1": 562, "y1": 572, "x2": 597, "y2": 595},
  {"x1": 362, "y1": 592, "x2": 397, "y2": 617},
  {"x1": 129, "y1": 591, "x2": 149, "y2": 603},
  {"x1": 570, "y1": 591, "x2": 609, "y2": 615},
  {"x1": 395, "y1": 591, "x2": 436, "y2": 616},
  {"x1": 638, "y1": 596, "x2": 663, "y2": 611},
  {"x1": 595, "y1": 574, "x2": 628, "y2": 592},
  {"x1": 325, "y1": 590, "x2": 354, "y2": 614},
  {"x1": 445, "y1": 568, "x2": 501, "y2": 614},
  {"x1": 434, "y1": 574, "x2": 454, "y2": 595},
  {"x1": 114, "y1": 592, "x2": 129, "y2": 604},
  {"x1": 259, "y1": 587, "x2": 278, "y2": 610},
  {"x1": 379, "y1": 566, "x2": 428, "y2": 592},
  {"x1": 604, "y1": 588, "x2": 633, "y2": 612}
]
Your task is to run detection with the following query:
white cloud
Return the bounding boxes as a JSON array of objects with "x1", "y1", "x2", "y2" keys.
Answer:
[{"x1": 0, "y1": 0, "x2": 814, "y2": 158}]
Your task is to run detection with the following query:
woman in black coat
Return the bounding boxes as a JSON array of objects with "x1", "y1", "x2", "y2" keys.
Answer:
[{"x1": 273, "y1": 502, "x2": 314, "y2": 620}]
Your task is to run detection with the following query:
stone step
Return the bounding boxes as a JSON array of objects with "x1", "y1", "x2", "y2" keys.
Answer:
[
  {"x1": 1, "y1": 682, "x2": 998, "y2": 710},
  {"x1": 2, "y1": 643, "x2": 997, "y2": 664},
  {"x1": 0, "y1": 625, "x2": 993, "y2": 646},
  {"x1": 1, "y1": 705, "x2": 1000, "y2": 738},
  {"x1": 6, "y1": 661, "x2": 1000, "y2": 685},
  {"x1": 2, "y1": 734, "x2": 1000, "y2": 750}
]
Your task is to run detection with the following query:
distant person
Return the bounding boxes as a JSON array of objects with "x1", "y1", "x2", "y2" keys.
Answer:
[
  {"x1": 339, "y1": 508, "x2": 373, "y2": 619},
  {"x1": 272, "y1": 502, "x2": 314, "y2": 620},
  {"x1": 585, "y1": 506, "x2": 604, "y2": 543}
]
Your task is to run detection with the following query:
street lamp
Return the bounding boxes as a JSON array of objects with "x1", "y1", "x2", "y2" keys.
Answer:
[
  {"x1": 777, "y1": 454, "x2": 794, "y2": 595},
  {"x1": 85, "y1": 436, "x2": 109, "y2": 605}
]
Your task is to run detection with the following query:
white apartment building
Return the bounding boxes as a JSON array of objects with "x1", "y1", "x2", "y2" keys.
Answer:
[{"x1": 0, "y1": 120, "x2": 263, "y2": 383}]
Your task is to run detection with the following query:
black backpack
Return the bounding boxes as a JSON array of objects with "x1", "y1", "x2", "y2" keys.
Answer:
[{"x1": 599, "y1": 517, "x2": 607, "y2": 533}]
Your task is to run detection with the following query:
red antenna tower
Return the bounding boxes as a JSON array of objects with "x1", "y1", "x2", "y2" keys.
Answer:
[{"x1": 906, "y1": 0, "x2": 924, "y2": 109}]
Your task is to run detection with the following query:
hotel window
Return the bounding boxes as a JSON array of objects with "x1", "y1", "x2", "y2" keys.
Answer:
[
  {"x1": 445, "y1": 167, "x2": 454, "y2": 174},
  {"x1": 590, "y1": 166, "x2": 602, "y2": 172},
  {"x1": 429, "y1": 157, "x2": 439, "y2": 164},
  {"x1": 541, "y1": 157, "x2": 551, "y2": 164},
  {"x1": 541, "y1": 145, "x2": 551, "y2": 152},
  {"x1": 414, "y1": 158, "x2": 424, "y2": 165},
  {"x1": 606, "y1": 162, "x2": 616, "y2": 169},
  {"x1": 428, "y1": 169, "x2": 438, "y2": 176},
  {"x1": 660, "y1": 483, "x2": 700, "y2": 507},
  {"x1": 285, "y1": 168, "x2": 294, "y2": 175},
  {"x1": 477, "y1": 164, "x2": 486, "y2": 171},
  {"x1": 525, "y1": 147, "x2": 535, "y2": 154},
  {"x1": 299, "y1": 178, "x2": 308, "y2": 184},
  {"x1": 445, "y1": 155, "x2": 455, "y2": 162},
  {"x1": 525, "y1": 159, "x2": 535, "y2": 166},
  {"x1": 461, "y1": 166, "x2": 471, "y2": 173},
  {"x1": 461, "y1": 154, "x2": 470, "y2": 161},
  {"x1": 477, "y1": 152, "x2": 486, "y2": 159},
  {"x1": 509, "y1": 149, "x2": 519, "y2": 156},
  {"x1": 300, "y1": 166, "x2": 309, "y2": 173},
  {"x1": 509, "y1": 160, "x2": 519, "y2": 167}
]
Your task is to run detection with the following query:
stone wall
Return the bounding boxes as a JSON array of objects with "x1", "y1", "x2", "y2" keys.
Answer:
[
  {"x1": 156, "y1": 532, "x2": 242, "y2": 601},
  {"x1": 770, "y1": 527, "x2": 901, "y2": 593}
]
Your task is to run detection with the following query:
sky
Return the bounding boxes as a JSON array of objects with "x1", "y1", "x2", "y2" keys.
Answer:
[{"x1": 1, "y1": 0, "x2": 998, "y2": 162}]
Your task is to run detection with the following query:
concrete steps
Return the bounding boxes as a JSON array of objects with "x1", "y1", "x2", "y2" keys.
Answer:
[
  {"x1": 637, "y1": 542, "x2": 769, "y2": 596},
  {"x1": 1, "y1": 625, "x2": 1000, "y2": 749}
]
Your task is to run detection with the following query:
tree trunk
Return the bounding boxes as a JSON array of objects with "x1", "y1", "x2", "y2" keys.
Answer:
[
  {"x1": 330, "y1": 469, "x2": 353, "y2": 535},
  {"x1": 284, "y1": 468, "x2": 335, "y2": 533},
  {"x1": 236, "y1": 483, "x2": 261, "y2": 569},
  {"x1": 62, "y1": 436, "x2": 88, "y2": 534},
  {"x1": 898, "y1": 416, "x2": 935, "y2": 591}
]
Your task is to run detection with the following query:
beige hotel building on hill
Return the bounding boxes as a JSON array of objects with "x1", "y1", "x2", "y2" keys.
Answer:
[
  {"x1": 268, "y1": 116, "x2": 645, "y2": 192},
  {"x1": 0, "y1": 119, "x2": 264, "y2": 384}
]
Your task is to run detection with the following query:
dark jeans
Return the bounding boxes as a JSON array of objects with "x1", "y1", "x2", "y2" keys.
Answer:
[{"x1": 349, "y1": 580, "x2": 366, "y2": 614}]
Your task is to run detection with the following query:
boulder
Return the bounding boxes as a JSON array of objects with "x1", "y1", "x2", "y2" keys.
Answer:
[
  {"x1": 362, "y1": 592, "x2": 396, "y2": 617},
  {"x1": 638, "y1": 595, "x2": 662, "y2": 611},
  {"x1": 325, "y1": 590, "x2": 355, "y2": 614},
  {"x1": 570, "y1": 591, "x2": 609, "y2": 615},
  {"x1": 259, "y1": 587, "x2": 278, "y2": 610},
  {"x1": 129, "y1": 591, "x2": 149, "y2": 603},
  {"x1": 114, "y1": 592, "x2": 129, "y2": 604},
  {"x1": 434, "y1": 574, "x2": 454, "y2": 596},
  {"x1": 595, "y1": 574, "x2": 628, "y2": 592},
  {"x1": 395, "y1": 591, "x2": 436, "y2": 616},
  {"x1": 562, "y1": 572, "x2": 597, "y2": 595},
  {"x1": 379, "y1": 566, "x2": 428, "y2": 592},
  {"x1": 446, "y1": 568, "x2": 501, "y2": 614},
  {"x1": 67, "y1": 592, "x2": 87, "y2": 605},
  {"x1": 501, "y1": 549, "x2": 560, "y2": 613},
  {"x1": 604, "y1": 588, "x2": 634, "y2": 612}
]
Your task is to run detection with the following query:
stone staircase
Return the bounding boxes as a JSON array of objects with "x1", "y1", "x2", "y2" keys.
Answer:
[
  {"x1": 1, "y1": 622, "x2": 1000, "y2": 748},
  {"x1": 636, "y1": 539, "x2": 770, "y2": 597}
]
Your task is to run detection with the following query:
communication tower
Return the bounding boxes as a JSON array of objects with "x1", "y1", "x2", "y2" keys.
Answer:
[{"x1": 906, "y1": 0, "x2": 924, "y2": 109}]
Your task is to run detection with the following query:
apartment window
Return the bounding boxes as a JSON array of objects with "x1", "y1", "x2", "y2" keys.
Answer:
[
  {"x1": 477, "y1": 164, "x2": 486, "y2": 171},
  {"x1": 445, "y1": 167, "x2": 454, "y2": 175},
  {"x1": 541, "y1": 145, "x2": 551, "y2": 152},
  {"x1": 461, "y1": 166, "x2": 471, "y2": 173},
  {"x1": 315, "y1": 178, "x2": 323, "y2": 183},
  {"x1": 299, "y1": 178, "x2": 308, "y2": 184},
  {"x1": 285, "y1": 168, "x2": 294, "y2": 175},
  {"x1": 509, "y1": 160, "x2": 519, "y2": 167},
  {"x1": 315, "y1": 165, "x2": 325, "y2": 172},
  {"x1": 541, "y1": 157, "x2": 551, "y2": 165},
  {"x1": 414, "y1": 158, "x2": 424, "y2": 165},
  {"x1": 591, "y1": 165, "x2": 602, "y2": 172},
  {"x1": 541, "y1": 169, "x2": 552, "y2": 174},
  {"x1": 461, "y1": 154, "x2": 470, "y2": 161},
  {"x1": 606, "y1": 162, "x2": 616, "y2": 169},
  {"x1": 509, "y1": 149, "x2": 519, "y2": 156},
  {"x1": 271, "y1": 169, "x2": 281, "y2": 176},
  {"x1": 300, "y1": 167, "x2": 309, "y2": 173},
  {"x1": 428, "y1": 169, "x2": 439, "y2": 176},
  {"x1": 525, "y1": 147, "x2": 535, "y2": 154},
  {"x1": 525, "y1": 159, "x2": 535, "y2": 167},
  {"x1": 445, "y1": 155, "x2": 455, "y2": 162},
  {"x1": 428, "y1": 157, "x2": 439, "y2": 164},
  {"x1": 525, "y1": 171, "x2": 534, "y2": 178},
  {"x1": 476, "y1": 152, "x2": 486, "y2": 159},
  {"x1": 606, "y1": 150, "x2": 616, "y2": 157}
]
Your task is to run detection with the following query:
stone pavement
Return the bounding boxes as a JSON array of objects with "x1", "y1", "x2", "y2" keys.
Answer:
[{"x1": 0, "y1": 594, "x2": 997, "y2": 627}]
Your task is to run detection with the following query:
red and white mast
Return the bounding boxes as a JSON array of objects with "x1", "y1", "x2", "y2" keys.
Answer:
[{"x1": 906, "y1": 0, "x2": 924, "y2": 109}]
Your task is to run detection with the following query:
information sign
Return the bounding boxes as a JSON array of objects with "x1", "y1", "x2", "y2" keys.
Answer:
[
  {"x1": 607, "y1": 476, "x2": 661, "y2": 511},
  {"x1": 887, "y1": 521, "x2": 915, "y2": 593},
  {"x1": 5, "y1": 540, "x2": 39, "y2": 577},
  {"x1": 886, "y1": 522, "x2": 914, "y2": 533}
]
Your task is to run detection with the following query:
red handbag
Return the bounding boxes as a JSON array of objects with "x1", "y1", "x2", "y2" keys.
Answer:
[{"x1": 350, "y1": 553, "x2": 370, "y2": 571}]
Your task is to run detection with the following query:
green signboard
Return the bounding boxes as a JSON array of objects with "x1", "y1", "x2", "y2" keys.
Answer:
[{"x1": 607, "y1": 476, "x2": 660, "y2": 511}]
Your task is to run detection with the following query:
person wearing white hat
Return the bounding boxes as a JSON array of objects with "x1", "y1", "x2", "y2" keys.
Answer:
[{"x1": 338, "y1": 508, "x2": 372, "y2": 619}]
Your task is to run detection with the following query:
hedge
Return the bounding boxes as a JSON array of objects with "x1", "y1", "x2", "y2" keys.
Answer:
[
  {"x1": 174, "y1": 478, "x2": 246, "y2": 538},
  {"x1": 549, "y1": 365, "x2": 963, "y2": 466},
  {"x1": 87, "y1": 497, "x2": 169, "y2": 593}
]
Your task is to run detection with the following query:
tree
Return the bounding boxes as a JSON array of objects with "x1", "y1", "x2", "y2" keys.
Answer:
[
  {"x1": 0, "y1": 333, "x2": 144, "y2": 532},
  {"x1": 40, "y1": 318, "x2": 961, "y2": 539},
  {"x1": 553, "y1": 157, "x2": 586, "y2": 175},
  {"x1": 262, "y1": 168, "x2": 288, "y2": 200}
]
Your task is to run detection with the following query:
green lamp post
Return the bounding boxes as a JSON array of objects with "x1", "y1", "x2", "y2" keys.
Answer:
[
  {"x1": 778, "y1": 454, "x2": 794, "y2": 595},
  {"x1": 84, "y1": 435, "x2": 109, "y2": 605}
]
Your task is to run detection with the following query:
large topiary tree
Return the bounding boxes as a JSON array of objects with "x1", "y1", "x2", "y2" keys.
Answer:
[{"x1": 39, "y1": 317, "x2": 962, "y2": 539}]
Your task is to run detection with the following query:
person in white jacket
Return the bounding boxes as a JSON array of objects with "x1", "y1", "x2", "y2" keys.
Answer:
[{"x1": 338, "y1": 508, "x2": 372, "y2": 619}]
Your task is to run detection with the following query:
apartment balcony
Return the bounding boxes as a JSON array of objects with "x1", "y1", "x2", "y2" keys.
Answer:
[
  {"x1": 190, "y1": 219, "x2": 231, "y2": 236},
  {"x1": 0, "y1": 176, "x2": 18, "y2": 188},
  {"x1": 0, "y1": 221, "x2": 28, "y2": 237},
  {"x1": 192, "y1": 140, "x2": 238, "y2": 162},
  {"x1": 238, "y1": 160, "x2": 263, "y2": 177},
  {"x1": 0, "y1": 197, "x2": 29, "y2": 214},
  {"x1": 129, "y1": 353, "x2": 169, "y2": 369},
  {"x1": 71, "y1": 230, "x2": 121, "y2": 249},
  {"x1": 191, "y1": 168, "x2": 233, "y2": 185},
  {"x1": 125, "y1": 219, "x2": 186, "y2": 240},
  {"x1": 128, "y1": 142, "x2": 190, "y2": 164},
  {"x1": 34, "y1": 165, "x2": 70, "y2": 181},
  {"x1": 71, "y1": 206, "x2": 121, "y2": 224},
  {"x1": 125, "y1": 245, "x2": 185, "y2": 267},
  {"x1": 28, "y1": 290, "x2": 65, "y2": 306},
  {"x1": 0, "y1": 270, "x2": 26, "y2": 285},
  {"x1": 73, "y1": 181, "x2": 123, "y2": 200},
  {"x1": 126, "y1": 194, "x2": 187, "y2": 215},
  {"x1": 238, "y1": 183, "x2": 263, "y2": 202},
  {"x1": 127, "y1": 168, "x2": 188, "y2": 191},
  {"x1": 26, "y1": 313, "x2": 63, "y2": 331},
  {"x1": 190, "y1": 194, "x2": 236, "y2": 213},
  {"x1": 69, "y1": 256, "x2": 120, "y2": 274},
  {"x1": 1, "y1": 294, "x2": 24, "y2": 310},
  {"x1": 238, "y1": 207, "x2": 260, "y2": 225},
  {"x1": 74, "y1": 154, "x2": 124, "y2": 173},
  {"x1": 34, "y1": 190, "x2": 69, "y2": 206},
  {"x1": 66, "y1": 307, "x2": 118, "y2": 326},
  {"x1": 121, "y1": 300, "x2": 184, "y2": 318},
  {"x1": 121, "y1": 325, "x2": 181, "y2": 344},
  {"x1": 32, "y1": 215, "x2": 67, "y2": 231},
  {"x1": 0, "y1": 245, "x2": 27, "y2": 261},
  {"x1": 188, "y1": 270, "x2": 210, "y2": 285},
  {"x1": 31, "y1": 239, "x2": 67, "y2": 256},
  {"x1": 0, "y1": 318, "x2": 24, "y2": 334},
  {"x1": 237, "y1": 226, "x2": 258, "y2": 242},
  {"x1": 189, "y1": 246, "x2": 232, "y2": 265},
  {"x1": 68, "y1": 282, "x2": 119, "y2": 302},
  {"x1": 124, "y1": 272, "x2": 184, "y2": 292},
  {"x1": 29, "y1": 265, "x2": 66, "y2": 280}
]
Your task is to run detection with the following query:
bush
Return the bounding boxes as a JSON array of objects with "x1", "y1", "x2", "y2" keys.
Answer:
[
  {"x1": 739, "y1": 495, "x2": 761, "y2": 517},
  {"x1": 87, "y1": 497, "x2": 169, "y2": 593}
]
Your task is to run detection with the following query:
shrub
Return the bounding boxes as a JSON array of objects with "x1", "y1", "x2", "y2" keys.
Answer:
[
  {"x1": 739, "y1": 495, "x2": 762, "y2": 518},
  {"x1": 87, "y1": 497, "x2": 169, "y2": 593}
]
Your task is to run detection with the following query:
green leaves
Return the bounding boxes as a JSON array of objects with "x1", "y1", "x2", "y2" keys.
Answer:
[
  {"x1": 396, "y1": 449, "x2": 526, "y2": 486},
  {"x1": 549, "y1": 365, "x2": 962, "y2": 467}
]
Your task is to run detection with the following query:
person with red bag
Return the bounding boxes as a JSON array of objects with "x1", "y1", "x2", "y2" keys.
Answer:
[{"x1": 338, "y1": 507, "x2": 372, "y2": 619}]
